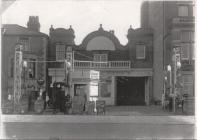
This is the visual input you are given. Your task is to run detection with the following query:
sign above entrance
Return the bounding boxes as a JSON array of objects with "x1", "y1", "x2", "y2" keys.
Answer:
[{"x1": 90, "y1": 70, "x2": 100, "y2": 80}]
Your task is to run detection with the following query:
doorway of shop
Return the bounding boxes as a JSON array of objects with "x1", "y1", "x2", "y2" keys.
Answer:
[
  {"x1": 74, "y1": 84, "x2": 87, "y2": 96},
  {"x1": 116, "y1": 77, "x2": 145, "y2": 106}
]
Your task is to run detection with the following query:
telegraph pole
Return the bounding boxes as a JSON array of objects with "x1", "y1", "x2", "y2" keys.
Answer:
[{"x1": 13, "y1": 44, "x2": 23, "y2": 112}]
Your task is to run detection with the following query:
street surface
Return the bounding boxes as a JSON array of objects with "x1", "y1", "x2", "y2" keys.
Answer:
[
  {"x1": 1, "y1": 122, "x2": 195, "y2": 139},
  {"x1": 1, "y1": 115, "x2": 195, "y2": 139},
  {"x1": 0, "y1": 106, "x2": 195, "y2": 139}
]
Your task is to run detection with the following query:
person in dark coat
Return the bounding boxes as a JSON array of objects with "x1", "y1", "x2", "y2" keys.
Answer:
[
  {"x1": 41, "y1": 89, "x2": 47, "y2": 110},
  {"x1": 52, "y1": 83, "x2": 58, "y2": 114},
  {"x1": 59, "y1": 85, "x2": 66, "y2": 113}
]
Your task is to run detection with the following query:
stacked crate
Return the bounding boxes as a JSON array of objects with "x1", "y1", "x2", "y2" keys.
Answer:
[
  {"x1": 96, "y1": 100, "x2": 106, "y2": 115},
  {"x1": 71, "y1": 96, "x2": 85, "y2": 115},
  {"x1": 2, "y1": 100, "x2": 14, "y2": 114},
  {"x1": 34, "y1": 97, "x2": 44, "y2": 114},
  {"x1": 85, "y1": 101, "x2": 95, "y2": 115},
  {"x1": 18, "y1": 94, "x2": 29, "y2": 114}
]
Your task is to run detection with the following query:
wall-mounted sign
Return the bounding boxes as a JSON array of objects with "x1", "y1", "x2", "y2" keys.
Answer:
[{"x1": 90, "y1": 70, "x2": 100, "y2": 80}]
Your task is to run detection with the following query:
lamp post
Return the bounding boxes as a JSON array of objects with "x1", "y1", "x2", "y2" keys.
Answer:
[
  {"x1": 23, "y1": 60, "x2": 27, "y2": 95},
  {"x1": 167, "y1": 65, "x2": 172, "y2": 95},
  {"x1": 64, "y1": 59, "x2": 72, "y2": 95}
]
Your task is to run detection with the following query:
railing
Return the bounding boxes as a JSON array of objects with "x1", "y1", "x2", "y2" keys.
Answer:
[
  {"x1": 172, "y1": 17, "x2": 194, "y2": 24},
  {"x1": 74, "y1": 60, "x2": 130, "y2": 69}
]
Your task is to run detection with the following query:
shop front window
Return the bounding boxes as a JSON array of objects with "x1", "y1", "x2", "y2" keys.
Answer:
[{"x1": 99, "y1": 82, "x2": 111, "y2": 97}]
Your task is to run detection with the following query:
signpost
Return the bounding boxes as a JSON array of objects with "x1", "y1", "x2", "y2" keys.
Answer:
[{"x1": 90, "y1": 70, "x2": 100, "y2": 113}]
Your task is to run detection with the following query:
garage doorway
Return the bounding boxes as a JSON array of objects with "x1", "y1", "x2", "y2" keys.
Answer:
[{"x1": 116, "y1": 77, "x2": 145, "y2": 106}]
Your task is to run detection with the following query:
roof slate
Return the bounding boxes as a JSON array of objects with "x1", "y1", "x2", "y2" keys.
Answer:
[{"x1": 2, "y1": 24, "x2": 48, "y2": 37}]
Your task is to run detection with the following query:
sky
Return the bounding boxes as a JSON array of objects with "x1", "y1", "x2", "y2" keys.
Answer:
[{"x1": 2, "y1": 0, "x2": 143, "y2": 45}]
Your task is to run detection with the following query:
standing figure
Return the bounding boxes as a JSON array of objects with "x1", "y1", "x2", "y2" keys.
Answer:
[
  {"x1": 59, "y1": 85, "x2": 66, "y2": 113},
  {"x1": 64, "y1": 86, "x2": 71, "y2": 114},
  {"x1": 52, "y1": 83, "x2": 58, "y2": 114}
]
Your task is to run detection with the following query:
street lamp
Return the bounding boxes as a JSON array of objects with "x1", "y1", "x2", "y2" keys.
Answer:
[
  {"x1": 167, "y1": 65, "x2": 172, "y2": 95},
  {"x1": 23, "y1": 60, "x2": 27, "y2": 95}
]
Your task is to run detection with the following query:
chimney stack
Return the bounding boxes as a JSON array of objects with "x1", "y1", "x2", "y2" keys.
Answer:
[{"x1": 27, "y1": 16, "x2": 40, "y2": 32}]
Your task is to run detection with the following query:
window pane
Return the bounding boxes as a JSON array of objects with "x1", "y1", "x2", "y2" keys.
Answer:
[
  {"x1": 19, "y1": 37, "x2": 29, "y2": 51},
  {"x1": 183, "y1": 75, "x2": 194, "y2": 96},
  {"x1": 183, "y1": 75, "x2": 193, "y2": 83},
  {"x1": 181, "y1": 44, "x2": 190, "y2": 60},
  {"x1": 94, "y1": 54, "x2": 99, "y2": 62},
  {"x1": 172, "y1": 30, "x2": 181, "y2": 40},
  {"x1": 190, "y1": 32, "x2": 194, "y2": 41},
  {"x1": 178, "y1": 6, "x2": 188, "y2": 16},
  {"x1": 101, "y1": 54, "x2": 107, "y2": 62},
  {"x1": 94, "y1": 54, "x2": 107, "y2": 62},
  {"x1": 56, "y1": 44, "x2": 65, "y2": 61},
  {"x1": 28, "y1": 59, "x2": 36, "y2": 78},
  {"x1": 136, "y1": 45, "x2": 145, "y2": 59},
  {"x1": 99, "y1": 82, "x2": 111, "y2": 97}
]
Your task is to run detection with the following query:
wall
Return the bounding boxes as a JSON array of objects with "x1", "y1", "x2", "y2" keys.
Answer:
[
  {"x1": 148, "y1": 1, "x2": 164, "y2": 100},
  {"x1": 127, "y1": 30, "x2": 153, "y2": 68},
  {"x1": 2, "y1": 34, "x2": 48, "y2": 99}
]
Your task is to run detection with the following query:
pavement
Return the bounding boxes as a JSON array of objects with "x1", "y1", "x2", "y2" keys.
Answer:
[{"x1": 0, "y1": 105, "x2": 196, "y2": 139}]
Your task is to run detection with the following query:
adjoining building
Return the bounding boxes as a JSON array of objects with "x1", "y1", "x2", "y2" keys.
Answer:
[
  {"x1": 48, "y1": 24, "x2": 153, "y2": 106},
  {"x1": 1, "y1": 16, "x2": 48, "y2": 102},
  {"x1": 141, "y1": 1, "x2": 195, "y2": 100}
]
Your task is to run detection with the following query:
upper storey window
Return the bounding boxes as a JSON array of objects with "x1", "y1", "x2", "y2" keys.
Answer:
[
  {"x1": 94, "y1": 54, "x2": 108, "y2": 62},
  {"x1": 136, "y1": 44, "x2": 146, "y2": 59},
  {"x1": 18, "y1": 37, "x2": 30, "y2": 51},
  {"x1": 192, "y1": 5, "x2": 195, "y2": 16},
  {"x1": 56, "y1": 44, "x2": 65, "y2": 61},
  {"x1": 181, "y1": 43, "x2": 190, "y2": 60},
  {"x1": 178, "y1": 6, "x2": 189, "y2": 16},
  {"x1": 181, "y1": 31, "x2": 194, "y2": 42}
]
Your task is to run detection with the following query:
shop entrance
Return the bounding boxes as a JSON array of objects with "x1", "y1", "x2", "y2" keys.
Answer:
[
  {"x1": 74, "y1": 84, "x2": 87, "y2": 96},
  {"x1": 116, "y1": 77, "x2": 145, "y2": 106}
]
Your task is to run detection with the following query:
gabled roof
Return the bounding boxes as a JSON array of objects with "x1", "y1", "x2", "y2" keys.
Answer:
[{"x1": 2, "y1": 24, "x2": 48, "y2": 37}]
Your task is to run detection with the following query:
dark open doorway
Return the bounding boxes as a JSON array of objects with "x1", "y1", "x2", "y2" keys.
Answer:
[{"x1": 116, "y1": 77, "x2": 145, "y2": 106}]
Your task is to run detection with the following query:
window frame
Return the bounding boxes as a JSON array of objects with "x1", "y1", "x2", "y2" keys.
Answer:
[
  {"x1": 182, "y1": 75, "x2": 194, "y2": 96},
  {"x1": 181, "y1": 43, "x2": 190, "y2": 60},
  {"x1": 93, "y1": 54, "x2": 108, "y2": 62},
  {"x1": 56, "y1": 44, "x2": 65, "y2": 61},
  {"x1": 28, "y1": 59, "x2": 36, "y2": 79},
  {"x1": 180, "y1": 31, "x2": 190, "y2": 42},
  {"x1": 136, "y1": 44, "x2": 146, "y2": 59},
  {"x1": 18, "y1": 37, "x2": 30, "y2": 51}
]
